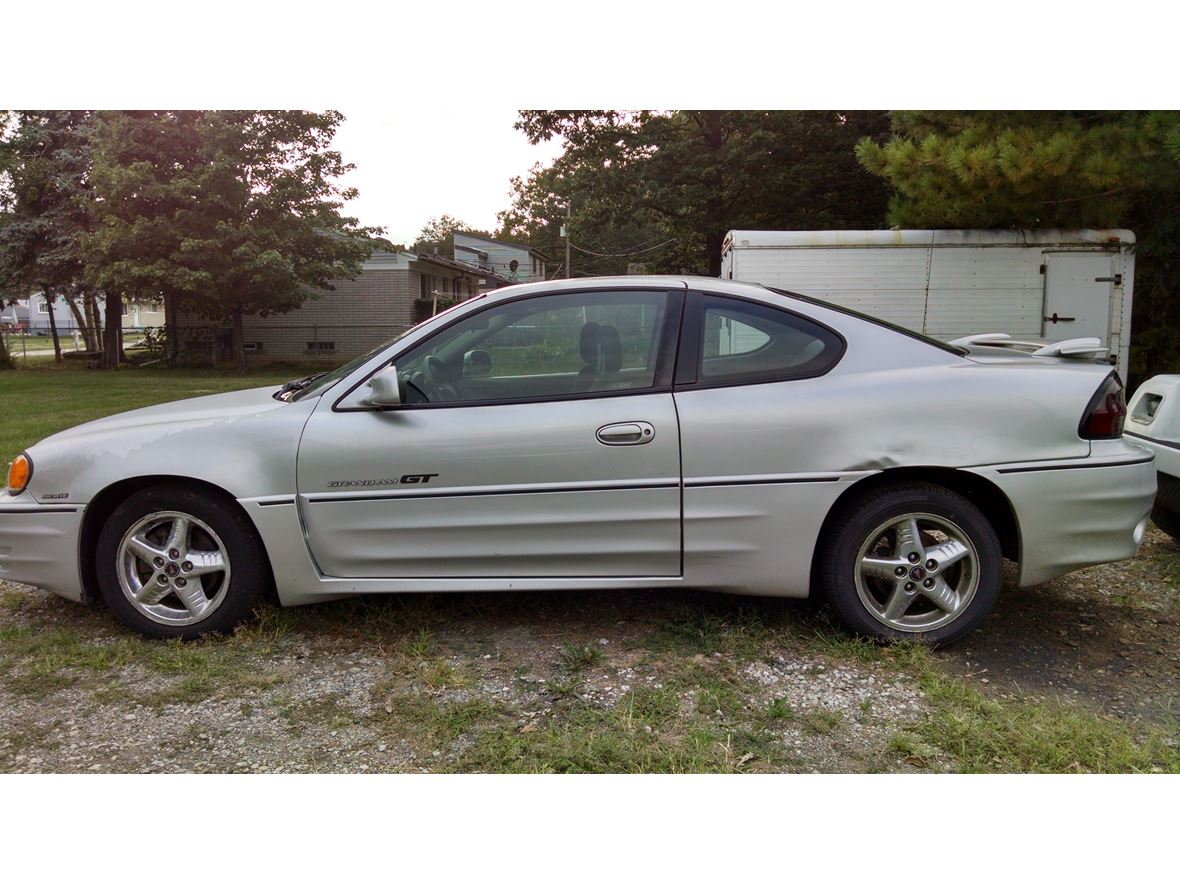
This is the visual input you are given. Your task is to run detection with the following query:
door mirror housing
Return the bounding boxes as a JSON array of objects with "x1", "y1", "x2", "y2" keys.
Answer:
[
  {"x1": 463, "y1": 349, "x2": 493, "y2": 378},
  {"x1": 363, "y1": 364, "x2": 401, "y2": 407}
]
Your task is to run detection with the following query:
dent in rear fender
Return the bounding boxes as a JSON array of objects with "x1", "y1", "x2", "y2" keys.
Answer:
[
  {"x1": 974, "y1": 455, "x2": 1155, "y2": 586},
  {"x1": 681, "y1": 473, "x2": 872, "y2": 597}
]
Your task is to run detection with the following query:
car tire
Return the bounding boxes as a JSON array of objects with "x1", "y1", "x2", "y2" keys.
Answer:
[
  {"x1": 96, "y1": 483, "x2": 268, "y2": 639},
  {"x1": 1152, "y1": 474, "x2": 1180, "y2": 543},
  {"x1": 817, "y1": 482, "x2": 1002, "y2": 646}
]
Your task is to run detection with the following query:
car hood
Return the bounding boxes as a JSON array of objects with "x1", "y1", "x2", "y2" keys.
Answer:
[
  {"x1": 25, "y1": 384, "x2": 317, "y2": 505},
  {"x1": 40, "y1": 386, "x2": 289, "y2": 444}
]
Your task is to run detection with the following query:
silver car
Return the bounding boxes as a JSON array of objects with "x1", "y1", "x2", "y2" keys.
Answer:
[{"x1": 0, "y1": 277, "x2": 1156, "y2": 644}]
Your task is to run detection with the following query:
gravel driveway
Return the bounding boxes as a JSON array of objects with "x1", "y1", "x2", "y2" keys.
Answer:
[{"x1": 2, "y1": 529, "x2": 1178, "y2": 773}]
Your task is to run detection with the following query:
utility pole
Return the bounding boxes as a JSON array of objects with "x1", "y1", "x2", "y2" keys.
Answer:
[{"x1": 563, "y1": 202, "x2": 571, "y2": 279}]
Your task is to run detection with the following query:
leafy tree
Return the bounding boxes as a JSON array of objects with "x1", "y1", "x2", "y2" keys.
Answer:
[
  {"x1": 86, "y1": 111, "x2": 384, "y2": 371},
  {"x1": 0, "y1": 110, "x2": 98, "y2": 362},
  {"x1": 412, "y1": 214, "x2": 486, "y2": 257},
  {"x1": 855, "y1": 111, "x2": 1180, "y2": 380},
  {"x1": 506, "y1": 111, "x2": 892, "y2": 276}
]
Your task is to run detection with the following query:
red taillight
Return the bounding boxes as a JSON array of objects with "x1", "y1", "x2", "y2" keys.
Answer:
[{"x1": 1079, "y1": 373, "x2": 1127, "y2": 439}]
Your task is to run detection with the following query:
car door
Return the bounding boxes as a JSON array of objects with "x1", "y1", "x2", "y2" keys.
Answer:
[
  {"x1": 296, "y1": 286, "x2": 685, "y2": 579},
  {"x1": 672, "y1": 290, "x2": 848, "y2": 595}
]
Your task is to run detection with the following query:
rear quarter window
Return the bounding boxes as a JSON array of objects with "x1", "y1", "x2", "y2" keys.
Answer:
[{"x1": 697, "y1": 295, "x2": 844, "y2": 385}]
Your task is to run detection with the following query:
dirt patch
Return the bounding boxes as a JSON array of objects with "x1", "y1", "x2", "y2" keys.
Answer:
[{"x1": 941, "y1": 528, "x2": 1180, "y2": 725}]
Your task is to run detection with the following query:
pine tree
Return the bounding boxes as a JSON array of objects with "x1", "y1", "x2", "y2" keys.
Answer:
[{"x1": 856, "y1": 111, "x2": 1180, "y2": 379}]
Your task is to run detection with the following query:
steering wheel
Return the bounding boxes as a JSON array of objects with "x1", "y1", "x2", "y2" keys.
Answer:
[{"x1": 422, "y1": 355, "x2": 463, "y2": 402}]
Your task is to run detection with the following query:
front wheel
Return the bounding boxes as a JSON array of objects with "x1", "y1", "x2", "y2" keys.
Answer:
[
  {"x1": 96, "y1": 483, "x2": 268, "y2": 639},
  {"x1": 817, "y1": 483, "x2": 1001, "y2": 645}
]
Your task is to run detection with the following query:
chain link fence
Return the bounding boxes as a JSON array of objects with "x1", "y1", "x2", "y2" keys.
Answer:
[{"x1": 0, "y1": 323, "x2": 160, "y2": 366}]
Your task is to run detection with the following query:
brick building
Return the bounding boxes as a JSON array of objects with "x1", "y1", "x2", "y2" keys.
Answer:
[{"x1": 172, "y1": 249, "x2": 507, "y2": 364}]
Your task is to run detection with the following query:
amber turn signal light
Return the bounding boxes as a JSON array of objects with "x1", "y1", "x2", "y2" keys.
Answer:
[{"x1": 7, "y1": 453, "x2": 31, "y2": 494}]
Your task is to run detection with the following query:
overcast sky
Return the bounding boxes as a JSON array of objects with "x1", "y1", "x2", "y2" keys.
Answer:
[{"x1": 331, "y1": 109, "x2": 564, "y2": 249}]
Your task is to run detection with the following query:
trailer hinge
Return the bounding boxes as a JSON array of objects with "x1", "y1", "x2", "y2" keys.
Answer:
[
  {"x1": 1095, "y1": 274, "x2": 1123, "y2": 285},
  {"x1": 1039, "y1": 264, "x2": 1046, "y2": 274}
]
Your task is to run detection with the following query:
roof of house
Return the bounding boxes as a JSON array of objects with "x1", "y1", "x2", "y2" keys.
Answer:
[
  {"x1": 454, "y1": 231, "x2": 549, "y2": 261},
  {"x1": 411, "y1": 251, "x2": 512, "y2": 283}
]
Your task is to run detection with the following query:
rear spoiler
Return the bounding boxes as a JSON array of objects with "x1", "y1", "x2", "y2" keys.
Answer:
[{"x1": 949, "y1": 333, "x2": 1108, "y2": 360}]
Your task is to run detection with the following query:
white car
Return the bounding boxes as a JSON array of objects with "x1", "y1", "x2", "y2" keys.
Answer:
[
  {"x1": 0, "y1": 277, "x2": 1156, "y2": 644},
  {"x1": 1126, "y1": 375, "x2": 1180, "y2": 540}
]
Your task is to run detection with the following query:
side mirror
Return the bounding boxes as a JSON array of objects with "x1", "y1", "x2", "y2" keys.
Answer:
[
  {"x1": 463, "y1": 349, "x2": 493, "y2": 378},
  {"x1": 363, "y1": 364, "x2": 401, "y2": 407}
]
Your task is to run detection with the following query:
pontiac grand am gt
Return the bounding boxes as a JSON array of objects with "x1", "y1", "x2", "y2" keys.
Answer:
[{"x1": 0, "y1": 277, "x2": 1155, "y2": 644}]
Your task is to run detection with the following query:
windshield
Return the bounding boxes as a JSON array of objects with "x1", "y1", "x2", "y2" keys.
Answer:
[{"x1": 287, "y1": 295, "x2": 487, "y2": 401}]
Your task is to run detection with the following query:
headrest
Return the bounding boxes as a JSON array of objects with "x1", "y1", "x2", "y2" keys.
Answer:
[
  {"x1": 579, "y1": 321, "x2": 601, "y2": 363},
  {"x1": 597, "y1": 324, "x2": 622, "y2": 373}
]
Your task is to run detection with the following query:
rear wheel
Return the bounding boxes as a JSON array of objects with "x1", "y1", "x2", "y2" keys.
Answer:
[
  {"x1": 96, "y1": 484, "x2": 267, "y2": 639},
  {"x1": 817, "y1": 483, "x2": 1001, "y2": 645}
]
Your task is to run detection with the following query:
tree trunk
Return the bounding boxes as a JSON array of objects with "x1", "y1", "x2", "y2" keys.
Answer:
[
  {"x1": 45, "y1": 293, "x2": 63, "y2": 363},
  {"x1": 231, "y1": 306, "x2": 248, "y2": 373},
  {"x1": 101, "y1": 291, "x2": 123, "y2": 370},
  {"x1": 85, "y1": 293, "x2": 102, "y2": 352},
  {"x1": 698, "y1": 112, "x2": 727, "y2": 278},
  {"x1": 163, "y1": 291, "x2": 179, "y2": 362},
  {"x1": 706, "y1": 232, "x2": 724, "y2": 277},
  {"x1": 64, "y1": 294, "x2": 90, "y2": 350}
]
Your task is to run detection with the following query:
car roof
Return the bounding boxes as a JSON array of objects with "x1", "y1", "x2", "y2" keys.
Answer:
[{"x1": 477, "y1": 275, "x2": 777, "y2": 303}]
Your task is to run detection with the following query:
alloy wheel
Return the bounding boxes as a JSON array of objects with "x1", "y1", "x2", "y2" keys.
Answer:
[
  {"x1": 116, "y1": 510, "x2": 232, "y2": 626},
  {"x1": 853, "y1": 512, "x2": 980, "y2": 633}
]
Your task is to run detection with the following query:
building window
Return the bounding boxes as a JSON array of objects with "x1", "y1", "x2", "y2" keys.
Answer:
[
  {"x1": 419, "y1": 274, "x2": 429, "y2": 299},
  {"x1": 305, "y1": 341, "x2": 336, "y2": 353},
  {"x1": 37, "y1": 298, "x2": 49, "y2": 314},
  {"x1": 121, "y1": 301, "x2": 130, "y2": 316}
]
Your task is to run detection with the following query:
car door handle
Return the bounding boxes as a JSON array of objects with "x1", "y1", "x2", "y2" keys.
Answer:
[{"x1": 596, "y1": 422, "x2": 655, "y2": 446}]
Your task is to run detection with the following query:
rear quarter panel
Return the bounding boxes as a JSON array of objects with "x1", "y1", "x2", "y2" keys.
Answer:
[{"x1": 676, "y1": 291, "x2": 1115, "y2": 595}]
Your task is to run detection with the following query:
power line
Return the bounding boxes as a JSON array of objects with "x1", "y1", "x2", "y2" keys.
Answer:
[{"x1": 568, "y1": 238, "x2": 676, "y2": 258}]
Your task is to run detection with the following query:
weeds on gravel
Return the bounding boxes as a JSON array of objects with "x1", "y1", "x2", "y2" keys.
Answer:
[
  {"x1": 0, "y1": 618, "x2": 287, "y2": 705},
  {"x1": 281, "y1": 693, "x2": 358, "y2": 733},
  {"x1": 645, "y1": 610, "x2": 767, "y2": 658},
  {"x1": 452, "y1": 690, "x2": 799, "y2": 773},
  {"x1": 379, "y1": 695, "x2": 508, "y2": 742},
  {"x1": 558, "y1": 641, "x2": 602, "y2": 673}
]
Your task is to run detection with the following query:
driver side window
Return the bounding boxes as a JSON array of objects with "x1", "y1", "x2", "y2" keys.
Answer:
[{"x1": 395, "y1": 289, "x2": 671, "y2": 405}]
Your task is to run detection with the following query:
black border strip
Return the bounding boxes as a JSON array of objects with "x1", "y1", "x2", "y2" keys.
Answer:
[
  {"x1": 306, "y1": 481, "x2": 681, "y2": 505},
  {"x1": 685, "y1": 476, "x2": 841, "y2": 488},
  {"x1": 1126, "y1": 430, "x2": 1180, "y2": 451},
  {"x1": 0, "y1": 506, "x2": 78, "y2": 514},
  {"x1": 256, "y1": 498, "x2": 296, "y2": 507},
  {"x1": 997, "y1": 455, "x2": 1153, "y2": 474}
]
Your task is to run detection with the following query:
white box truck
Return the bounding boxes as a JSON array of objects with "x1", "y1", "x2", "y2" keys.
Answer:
[{"x1": 720, "y1": 229, "x2": 1136, "y2": 379}]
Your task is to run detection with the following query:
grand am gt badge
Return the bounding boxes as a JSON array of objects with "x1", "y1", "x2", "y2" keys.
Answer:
[{"x1": 327, "y1": 474, "x2": 439, "y2": 488}]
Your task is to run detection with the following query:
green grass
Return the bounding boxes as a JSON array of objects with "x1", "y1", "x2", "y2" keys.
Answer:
[
  {"x1": 912, "y1": 668, "x2": 1180, "y2": 773},
  {"x1": 0, "y1": 364, "x2": 315, "y2": 465},
  {"x1": 0, "y1": 613, "x2": 291, "y2": 705}
]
